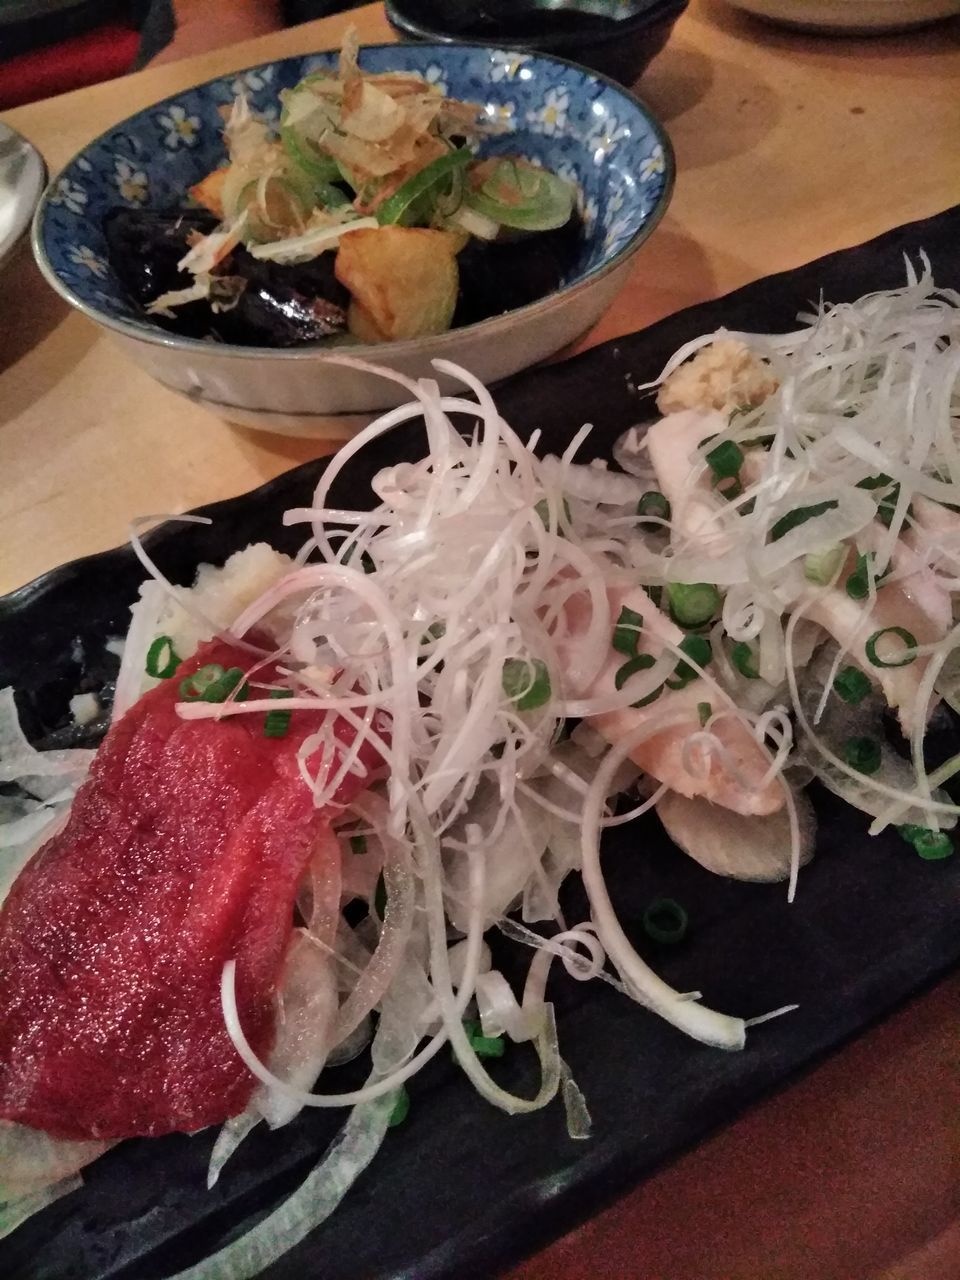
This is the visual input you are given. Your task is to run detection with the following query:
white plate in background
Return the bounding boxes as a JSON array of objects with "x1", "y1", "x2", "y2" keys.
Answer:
[
  {"x1": 724, "y1": 0, "x2": 960, "y2": 33},
  {"x1": 0, "y1": 123, "x2": 46, "y2": 273}
]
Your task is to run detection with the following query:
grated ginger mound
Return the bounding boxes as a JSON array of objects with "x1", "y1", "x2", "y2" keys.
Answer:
[{"x1": 657, "y1": 337, "x2": 779, "y2": 415}]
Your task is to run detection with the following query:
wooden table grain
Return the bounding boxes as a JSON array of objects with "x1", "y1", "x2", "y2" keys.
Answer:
[{"x1": 2, "y1": 4, "x2": 960, "y2": 1277}]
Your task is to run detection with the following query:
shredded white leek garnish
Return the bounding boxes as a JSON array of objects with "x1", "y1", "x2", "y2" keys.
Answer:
[{"x1": 6, "y1": 264, "x2": 960, "y2": 1267}]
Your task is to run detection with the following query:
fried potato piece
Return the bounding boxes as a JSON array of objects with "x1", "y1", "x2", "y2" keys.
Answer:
[
  {"x1": 335, "y1": 226, "x2": 459, "y2": 342},
  {"x1": 189, "y1": 167, "x2": 229, "y2": 218}
]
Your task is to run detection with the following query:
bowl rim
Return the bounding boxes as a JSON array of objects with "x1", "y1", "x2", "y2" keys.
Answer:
[
  {"x1": 385, "y1": 0, "x2": 689, "y2": 54},
  {"x1": 31, "y1": 41, "x2": 675, "y2": 363}
]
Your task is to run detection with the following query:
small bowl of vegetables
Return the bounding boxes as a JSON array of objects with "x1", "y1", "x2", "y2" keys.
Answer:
[{"x1": 33, "y1": 39, "x2": 673, "y2": 434}]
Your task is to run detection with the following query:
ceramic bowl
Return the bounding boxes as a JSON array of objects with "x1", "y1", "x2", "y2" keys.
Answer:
[
  {"x1": 385, "y1": 0, "x2": 689, "y2": 87},
  {"x1": 33, "y1": 43, "x2": 673, "y2": 435},
  {"x1": 0, "y1": 123, "x2": 45, "y2": 273}
]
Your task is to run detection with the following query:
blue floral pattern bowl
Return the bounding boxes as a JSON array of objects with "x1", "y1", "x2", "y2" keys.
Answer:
[{"x1": 33, "y1": 44, "x2": 674, "y2": 432}]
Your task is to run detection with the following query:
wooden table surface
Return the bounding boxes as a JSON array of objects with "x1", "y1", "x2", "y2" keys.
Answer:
[{"x1": 3, "y1": 3, "x2": 960, "y2": 1277}]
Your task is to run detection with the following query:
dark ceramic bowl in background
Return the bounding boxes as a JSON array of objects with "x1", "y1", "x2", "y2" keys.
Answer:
[{"x1": 384, "y1": 0, "x2": 688, "y2": 85}]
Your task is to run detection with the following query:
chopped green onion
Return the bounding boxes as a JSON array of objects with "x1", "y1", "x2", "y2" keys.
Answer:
[
  {"x1": 180, "y1": 664, "x2": 248, "y2": 703},
  {"x1": 876, "y1": 483, "x2": 906, "y2": 529},
  {"x1": 667, "y1": 582, "x2": 721, "y2": 628},
  {"x1": 865, "y1": 626, "x2": 917, "y2": 669},
  {"x1": 637, "y1": 491, "x2": 671, "y2": 530},
  {"x1": 614, "y1": 653, "x2": 656, "y2": 690},
  {"x1": 730, "y1": 641, "x2": 759, "y2": 680},
  {"x1": 377, "y1": 148, "x2": 472, "y2": 226},
  {"x1": 145, "y1": 635, "x2": 181, "y2": 680},
  {"x1": 803, "y1": 544, "x2": 846, "y2": 585},
  {"x1": 856, "y1": 473, "x2": 892, "y2": 490},
  {"x1": 704, "y1": 439, "x2": 744, "y2": 482},
  {"x1": 264, "y1": 688, "x2": 293, "y2": 738},
  {"x1": 633, "y1": 683, "x2": 664, "y2": 708},
  {"x1": 179, "y1": 663, "x2": 225, "y2": 699},
  {"x1": 716, "y1": 475, "x2": 743, "y2": 501},
  {"x1": 460, "y1": 1019, "x2": 505, "y2": 1060},
  {"x1": 464, "y1": 158, "x2": 574, "y2": 232},
  {"x1": 666, "y1": 635, "x2": 713, "y2": 690},
  {"x1": 613, "y1": 605, "x2": 644, "y2": 657},
  {"x1": 642, "y1": 897, "x2": 688, "y2": 944},
  {"x1": 502, "y1": 658, "x2": 551, "y2": 711},
  {"x1": 846, "y1": 551, "x2": 888, "y2": 601},
  {"x1": 387, "y1": 1085, "x2": 410, "y2": 1128},
  {"x1": 912, "y1": 830, "x2": 954, "y2": 861},
  {"x1": 697, "y1": 701, "x2": 712, "y2": 727},
  {"x1": 843, "y1": 735, "x2": 881, "y2": 775},
  {"x1": 897, "y1": 823, "x2": 954, "y2": 861},
  {"x1": 349, "y1": 834, "x2": 367, "y2": 856},
  {"x1": 833, "y1": 665, "x2": 871, "y2": 705},
  {"x1": 769, "y1": 500, "x2": 839, "y2": 543}
]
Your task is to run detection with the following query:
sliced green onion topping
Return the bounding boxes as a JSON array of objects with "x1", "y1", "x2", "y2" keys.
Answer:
[
  {"x1": 613, "y1": 605, "x2": 644, "y2": 657},
  {"x1": 876, "y1": 482, "x2": 906, "y2": 529},
  {"x1": 865, "y1": 626, "x2": 917, "y2": 669},
  {"x1": 264, "y1": 688, "x2": 293, "y2": 738},
  {"x1": 716, "y1": 475, "x2": 744, "y2": 502},
  {"x1": 636, "y1": 490, "x2": 671, "y2": 529},
  {"x1": 642, "y1": 897, "x2": 688, "y2": 944},
  {"x1": 846, "y1": 551, "x2": 888, "y2": 601},
  {"x1": 769, "y1": 499, "x2": 839, "y2": 543},
  {"x1": 377, "y1": 148, "x2": 472, "y2": 227},
  {"x1": 464, "y1": 158, "x2": 574, "y2": 232},
  {"x1": 856, "y1": 473, "x2": 892, "y2": 491},
  {"x1": 697, "y1": 701, "x2": 712, "y2": 727},
  {"x1": 666, "y1": 635, "x2": 713, "y2": 690},
  {"x1": 803, "y1": 544, "x2": 846, "y2": 585},
  {"x1": 911, "y1": 829, "x2": 954, "y2": 861},
  {"x1": 632, "y1": 683, "x2": 664, "y2": 708},
  {"x1": 730, "y1": 641, "x2": 759, "y2": 680},
  {"x1": 833, "y1": 665, "x2": 871, "y2": 705},
  {"x1": 614, "y1": 653, "x2": 657, "y2": 690},
  {"x1": 667, "y1": 582, "x2": 721, "y2": 628},
  {"x1": 843, "y1": 735, "x2": 881, "y2": 775},
  {"x1": 280, "y1": 122, "x2": 343, "y2": 188},
  {"x1": 502, "y1": 658, "x2": 551, "y2": 711},
  {"x1": 704, "y1": 439, "x2": 744, "y2": 482},
  {"x1": 145, "y1": 635, "x2": 181, "y2": 680},
  {"x1": 179, "y1": 663, "x2": 225, "y2": 699},
  {"x1": 461, "y1": 1018, "x2": 505, "y2": 1060},
  {"x1": 180, "y1": 664, "x2": 248, "y2": 703},
  {"x1": 387, "y1": 1085, "x2": 410, "y2": 1128}
]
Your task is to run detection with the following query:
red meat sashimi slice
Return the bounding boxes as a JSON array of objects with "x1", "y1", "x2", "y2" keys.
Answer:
[{"x1": 0, "y1": 641, "x2": 378, "y2": 1141}]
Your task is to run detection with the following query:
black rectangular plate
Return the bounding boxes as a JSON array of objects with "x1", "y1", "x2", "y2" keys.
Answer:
[{"x1": 4, "y1": 204, "x2": 960, "y2": 1280}]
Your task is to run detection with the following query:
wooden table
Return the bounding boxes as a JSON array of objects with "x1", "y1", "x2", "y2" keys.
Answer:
[{"x1": 2, "y1": 3, "x2": 960, "y2": 1277}]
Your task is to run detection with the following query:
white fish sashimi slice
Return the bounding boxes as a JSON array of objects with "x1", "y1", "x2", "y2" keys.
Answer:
[{"x1": 656, "y1": 787, "x2": 816, "y2": 883}]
